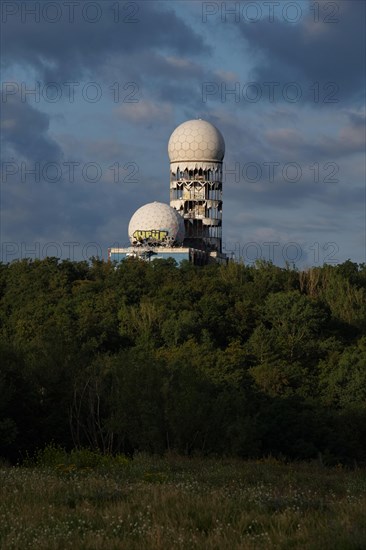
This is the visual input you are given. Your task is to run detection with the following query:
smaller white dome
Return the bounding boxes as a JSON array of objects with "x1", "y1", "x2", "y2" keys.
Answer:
[
  {"x1": 168, "y1": 119, "x2": 225, "y2": 167},
  {"x1": 128, "y1": 202, "x2": 185, "y2": 246}
]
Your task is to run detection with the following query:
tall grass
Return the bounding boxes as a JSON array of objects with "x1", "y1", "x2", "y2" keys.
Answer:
[{"x1": 1, "y1": 453, "x2": 365, "y2": 549}]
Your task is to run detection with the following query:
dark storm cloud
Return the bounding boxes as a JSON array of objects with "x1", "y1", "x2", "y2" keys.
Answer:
[
  {"x1": 1, "y1": 1, "x2": 209, "y2": 81},
  {"x1": 1, "y1": 178, "x2": 126, "y2": 258},
  {"x1": 264, "y1": 111, "x2": 366, "y2": 160},
  {"x1": 1, "y1": 92, "x2": 62, "y2": 162},
  {"x1": 233, "y1": 0, "x2": 365, "y2": 105},
  {"x1": 220, "y1": 108, "x2": 365, "y2": 184},
  {"x1": 216, "y1": 106, "x2": 364, "y2": 216},
  {"x1": 117, "y1": 51, "x2": 216, "y2": 111},
  {"x1": 222, "y1": 148, "x2": 364, "y2": 212}
]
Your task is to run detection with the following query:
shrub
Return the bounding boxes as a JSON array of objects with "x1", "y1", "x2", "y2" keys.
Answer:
[{"x1": 31, "y1": 443, "x2": 131, "y2": 470}]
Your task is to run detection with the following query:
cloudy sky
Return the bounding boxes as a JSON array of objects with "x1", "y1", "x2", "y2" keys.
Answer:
[{"x1": 1, "y1": 0, "x2": 365, "y2": 266}]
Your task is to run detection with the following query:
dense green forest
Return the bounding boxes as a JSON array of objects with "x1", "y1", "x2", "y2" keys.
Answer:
[{"x1": 0, "y1": 257, "x2": 365, "y2": 464}]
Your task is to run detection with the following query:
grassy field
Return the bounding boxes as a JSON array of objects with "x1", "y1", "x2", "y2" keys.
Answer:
[{"x1": 1, "y1": 454, "x2": 366, "y2": 549}]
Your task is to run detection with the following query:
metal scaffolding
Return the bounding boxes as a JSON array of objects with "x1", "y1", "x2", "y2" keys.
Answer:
[{"x1": 170, "y1": 166, "x2": 223, "y2": 252}]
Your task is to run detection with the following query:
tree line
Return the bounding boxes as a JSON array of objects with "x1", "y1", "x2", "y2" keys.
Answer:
[{"x1": 0, "y1": 257, "x2": 365, "y2": 464}]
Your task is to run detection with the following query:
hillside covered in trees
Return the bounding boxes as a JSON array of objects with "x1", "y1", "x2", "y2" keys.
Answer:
[{"x1": 0, "y1": 258, "x2": 365, "y2": 464}]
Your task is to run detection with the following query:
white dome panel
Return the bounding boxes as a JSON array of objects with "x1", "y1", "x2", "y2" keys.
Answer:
[
  {"x1": 128, "y1": 202, "x2": 185, "y2": 246},
  {"x1": 168, "y1": 119, "x2": 225, "y2": 164}
]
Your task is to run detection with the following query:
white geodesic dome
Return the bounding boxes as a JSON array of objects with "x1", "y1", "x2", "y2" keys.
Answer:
[
  {"x1": 128, "y1": 202, "x2": 185, "y2": 246},
  {"x1": 168, "y1": 119, "x2": 225, "y2": 170}
]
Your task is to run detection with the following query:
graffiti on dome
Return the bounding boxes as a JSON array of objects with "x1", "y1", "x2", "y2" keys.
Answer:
[{"x1": 133, "y1": 229, "x2": 169, "y2": 241}]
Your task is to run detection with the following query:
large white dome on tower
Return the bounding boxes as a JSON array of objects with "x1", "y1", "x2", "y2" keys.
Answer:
[
  {"x1": 168, "y1": 119, "x2": 225, "y2": 167},
  {"x1": 128, "y1": 202, "x2": 185, "y2": 246}
]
